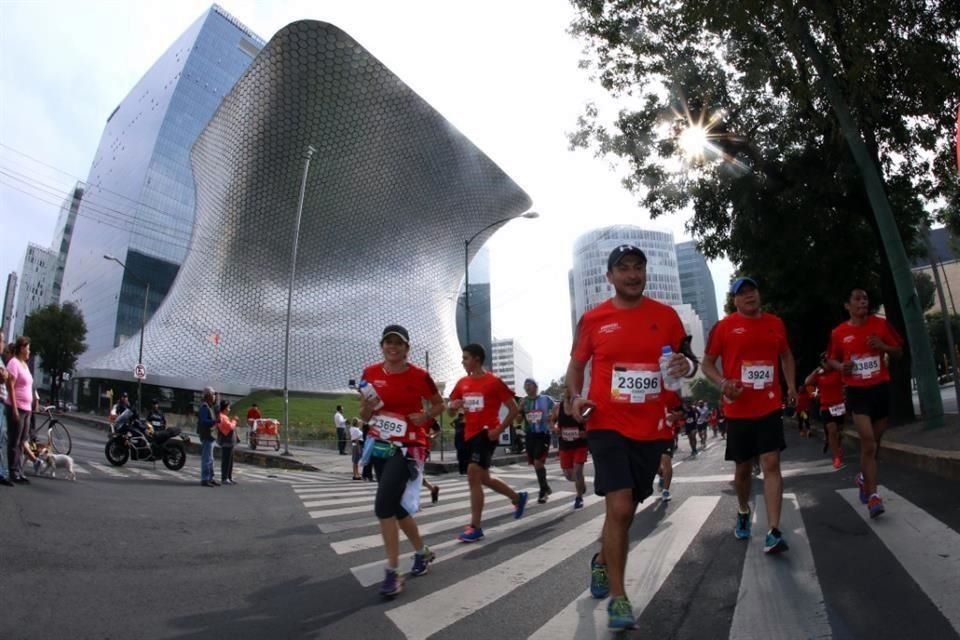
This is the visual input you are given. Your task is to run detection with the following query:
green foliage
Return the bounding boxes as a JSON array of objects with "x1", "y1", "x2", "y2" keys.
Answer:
[
  {"x1": 914, "y1": 271, "x2": 936, "y2": 312},
  {"x1": 569, "y1": 0, "x2": 960, "y2": 421},
  {"x1": 688, "y1": 377, "x2": 720, "y2": 406},
  {"x1": 543, "y1": 377, "x2": 566, "y2": 399},
  {"x1": 23, "y1": 302, "x2": 87, "y2": 403},
  {"x1": 926, "y1": 311, "x2": 960, "y2": 374}
]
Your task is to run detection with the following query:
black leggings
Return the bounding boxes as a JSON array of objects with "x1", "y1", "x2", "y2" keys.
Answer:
[
  {"x1": 220, "y1": 445, "x2": 234, "y2": 481},
  {"x1": 373, "y1": 451, "x2": 413, "y2": 520}
]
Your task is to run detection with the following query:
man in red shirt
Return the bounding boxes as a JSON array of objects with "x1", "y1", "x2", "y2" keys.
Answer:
[
  {"x1": 566, "y1": 245, "x2": 695, "y2": 631},
  {"x1": 702, "y1": 276, "x2": 797, "y2": 555},
  {"x1": 827, "y1": 288, "x2": 903, "y2": 518},
  {"x1": 805, "y1": 353, "x2": 847, "y2": 469},
  {"x1": 447, "y1": 343, "x2": 528, "y2": 543}
]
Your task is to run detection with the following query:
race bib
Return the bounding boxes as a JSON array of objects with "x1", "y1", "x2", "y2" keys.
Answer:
[
  {"x1": 611, "y1": 363, "x2": 661, "y2": 403},
  {"x1": 741, "y1": 361, "x2": 774, "y2": 389},
  {"x1": 851, "y1": 354, "x2": 881, "y2": 379},
  {"x1": 561, "y1": 427, "x2": 581, "y2": 442},
  {"x1": 463, "y1": 394, "x2": 484, "y2": 412},
  {"x1": 526, "y1": 410, "x2": 543, "y2": 424},
  {"x1": 828, "y1": 403, "x2": 845, "y2": 417},
  {"x1": 369, "y1": 411, "x2": 408, "y2": 439}
]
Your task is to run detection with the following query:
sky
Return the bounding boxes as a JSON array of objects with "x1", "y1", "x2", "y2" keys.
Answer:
[{"x1": 0, "y1": 0, "x2": 733, "y2": 383}]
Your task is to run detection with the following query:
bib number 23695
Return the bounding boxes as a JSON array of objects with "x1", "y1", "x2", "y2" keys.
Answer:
[
  {"x1": 371, "y1": 412, "x2": 407, "y2": 439},
  {"x1": 611, "y1": 364, "x2": 661, "y2": 404}
]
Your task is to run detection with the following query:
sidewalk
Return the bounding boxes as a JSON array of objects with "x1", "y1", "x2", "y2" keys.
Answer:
[
  {"x1": 65, "y1": 413, "x2": 543, "y2": 476},
  {"x1": 802, "y1": 414, "x2": 960, "y2": 480}
]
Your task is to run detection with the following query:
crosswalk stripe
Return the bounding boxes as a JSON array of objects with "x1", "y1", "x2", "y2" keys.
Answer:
[
  {"x1": 331, "y1": 491, "x2": 576, "y2": 556},
  {"x1": 838, "y1": 486, "x2": 960, "y2": 634},
  {"x1": 301, "y1": 487, "x2": 475, "y2": 510},
  {"x1": 73, "y1": 465, "x2": 91, "y2": 474},
  {"x1": 87, "y1": 461, "x2": 128, "y2": 477},
  {"x1": 385, "y1": 499, "x2": 621, "y2": 638},
  {"x1": 292, "y1": 478, "x2": 464, "y2": 498},
  {"x1": 529, "y1": 495, "x2": 719, "y2": 640},
  {"x1": 310, "y1": 487, "x2": 518, "y2": 520},
  {"x1": 729, "y1": 493, "x2": 832, "y2": 640}
]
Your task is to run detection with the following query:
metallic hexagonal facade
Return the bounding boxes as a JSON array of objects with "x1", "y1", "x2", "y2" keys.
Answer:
[{"x1": 81, "y1": 20, "x2": 531, "y2": 394}]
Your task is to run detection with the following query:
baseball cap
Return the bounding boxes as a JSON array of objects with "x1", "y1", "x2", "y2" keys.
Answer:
[
  {"x1": 607, "y1": 244, "x2": 647, "y2": 271},
  {"x1": 523, "y1": 378, "x2": 537, "y2": 388},
  {"x1": 730, "y1": 276, "x2": 758, "y2": 295},
  {"x1": 381, "y1": 324, "x2": 410, "y2": 344}
]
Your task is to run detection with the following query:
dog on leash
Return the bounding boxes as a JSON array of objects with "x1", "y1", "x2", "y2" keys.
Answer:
[{"x1": 41, "y1": 452, "x2": 76, "y2": 481}]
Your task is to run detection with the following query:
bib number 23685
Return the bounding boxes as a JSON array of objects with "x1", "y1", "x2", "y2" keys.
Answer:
[{"x1": 611, "y1": 364, "x2": 661, "y2": 404}]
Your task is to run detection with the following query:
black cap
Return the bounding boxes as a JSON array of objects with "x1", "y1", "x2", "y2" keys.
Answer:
[
  {"x1": 381, "y1": 324, "x2": 410, "y2": 344},
  {"x1": 607, "y1": 244, "x2": 647, "y2": 271}
]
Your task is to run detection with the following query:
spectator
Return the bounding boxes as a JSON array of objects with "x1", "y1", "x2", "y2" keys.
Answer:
[
  {"x1": 197, "y1": 387, "x2": 219, "y2": 487},
  {"x1": 4, "y1": 336, "x2": 35, "y2": 484},
  {"x1": 361, "y1": 422, "x2": 374, "y2": 481},
  {"x1": 334, "y1": 404, "x2": 347, "y2": 455},
  {"x1": 246, "y1": 403, "x2": 262, "y2": 425},
  {"x1": 146, "y1": 398, "x2": 167, "y2": 430},
  {"x1": 218, "y1": 399, "x2": 238, "y2": 485},
  {"x1": 350, "y1": 418, "x2": 364, "y2": 480},
  {"x1": 0, "y1": 331, "x2": 12, "y2": 486}
]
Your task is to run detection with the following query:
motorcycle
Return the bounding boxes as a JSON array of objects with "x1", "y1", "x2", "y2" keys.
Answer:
[{"x1": 105, "y1": 409, "x2": 189, "y2": 471}]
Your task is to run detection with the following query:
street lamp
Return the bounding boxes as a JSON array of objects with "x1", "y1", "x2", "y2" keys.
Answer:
[
  {"x1": 281, "y1": 145, "x2": 317, "y2": 457},
  {"x1": 103, "y1": 254, "x2": 148, "y2": 414},
  {"x1": 463, "y1": 210, "x2": 539, "y2": 344}
]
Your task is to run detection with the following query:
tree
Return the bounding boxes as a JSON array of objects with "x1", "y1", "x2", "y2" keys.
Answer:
[
  {"x1": 926, "y1": 311, "x2": 960, "y2": 375},
  {"x1": 23, "y1": 302, "x2": 87, "y2": 405},
  {"x1": 688, "y1": 377, "x2": 720, "y2": 406},
  {"x1": 914, "y1": 271, "x2": 936, "y2": 313},
  {"x1": 543, "y1": 377, "x2": 566, "y2": 399},
  {"x1": 570, "y1": 1, "x2": 960, "y2": 424}
]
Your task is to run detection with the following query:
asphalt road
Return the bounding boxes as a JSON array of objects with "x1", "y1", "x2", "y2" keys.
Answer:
[{"x1": 4, "y1": 418, "x2": 960, "y2": 639}]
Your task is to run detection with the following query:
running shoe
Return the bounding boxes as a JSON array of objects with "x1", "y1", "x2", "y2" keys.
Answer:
[
  {"x1": 856, "y1": 472, "x2": 868, "y2": 504},
  {"x1": 410, "y1": 547, "x2": 436, "y2": 577},
  {"x1": 379, "y1": 568, "x2": 404, "y2": 598},
  {"x1": 607, "y1": 596, "x2": 636, "y2": 631},
  {"x1": 661, "y1": 489, "x2": 671, "y2": 502},
  {"x1": 868, "y1": 495, "x2": 885, "y2": 519},
  {"x1": 691, "y1": 449, "x2": 698, "y2": 457},
  {"x1": 574, "y1": 495, "x2": 584, "y2": 510},
  {"x1": 514, "y1": 490, "x2": 529, "y2": 519},
  {"x1": 832, "y1": 455, "x2": 843, "y2": 470},
  {"x1": 458, "y1": 526, "x2": 484, "y2": 543},
  {"x1": 735, "y1": 509, "x2": 752, "y2": 540},
  {"x1": 431, "y1": 485, "x2": 440, "y2": 504},
  {"x1": 590, "y1": 552, "x2": 609, "y2": 599},
  {"x1": 763, "y1": 529, "x2": 789, "y2": 554},
  {"x1": 537, "y1": 489, "x2": 548, "y2": 504}
]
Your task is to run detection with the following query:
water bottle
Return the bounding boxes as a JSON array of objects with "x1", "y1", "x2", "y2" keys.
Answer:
[
  {"x1": 660, "y1": 346, "x2": 682, "y2": 392},
  {"x1": 357, "y1": 379, "x2": 384, "y2": 410}
]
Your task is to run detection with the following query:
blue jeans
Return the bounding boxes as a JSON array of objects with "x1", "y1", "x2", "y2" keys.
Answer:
[
  {"x1": 0, "y1": 409, "x2": 8, "y2": 479},
  {"x1": 200, "y1": 439, "x2": 214, "y2": 482}
]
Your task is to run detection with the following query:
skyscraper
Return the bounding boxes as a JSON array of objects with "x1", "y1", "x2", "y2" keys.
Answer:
[
  {"x1": 676, "y1": 240, "x2": 719, "y2": 338},
  {"x1": 491, "y1": 337, "x2": 534, "y2": 395},
  {"x1": 13, "y1": 243, "x2": 57, "y2": 337},
  {"x1": 51, "y1": 181, "x2": 84, "y2": 305},
  {"x1": 60, "y1": 5, "x2": 264, "y2": 365},
  {"x1": 456, "y1": 246, "x2": 492, "y2": 358},
  {"x1": 2, "y1": 272, "x2": 17, "y2": 338}
]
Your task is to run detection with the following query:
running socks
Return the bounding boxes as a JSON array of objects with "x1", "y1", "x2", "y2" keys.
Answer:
[{"x1": 535, "y1": 467, "x2": 549, "y2": 493}]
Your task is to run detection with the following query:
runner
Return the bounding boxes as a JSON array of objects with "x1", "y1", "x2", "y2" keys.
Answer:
[
  {"x1": 657, "y1": 405, "x2": 684, "y2": 502},
  {"x1": 696, "y1": 400, "x2": 709, "y2": 449},
  {"x1": 521, "y1": 378, "x2": 556, "y2": 504},
  {"x1": 708, "y1": 407, "x2": 718, "y2": 438},
  {"x1": 422, "y1": 420, "x2": 441, "y2": 503},
  {"x1": 447, "y1": 343, "x2": 529, "y2": 543},
  {"x1": 701, "y1": 276, "x2": 797, "y2": 555},
  {"x1": 805, "y1": 352, "x2": 845, "y2": 469},
  {"x1": 826, "y1": 288, "x2": 903, "y2": 518},
  {"x1": 717, "y1": 405, "x2": 727, "y2": 440},
  {"x1": 550, "y1": 390, "x2": 588, "y2": 509},
  {"x1": 683, "y1": 402, "x2": 699, "y2": 456},
  {"x1": 357, "y1": 324, "x2": 444, "y2": 598},
  {"x1": 795, "y1": 384, "x2": 812, "y2": 437},
  {"x1": 565, "y1": 244, "x2": 696, "y2": 631}
]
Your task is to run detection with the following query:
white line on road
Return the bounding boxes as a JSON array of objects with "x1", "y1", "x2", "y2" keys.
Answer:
[
  {"x1": 87, "y1": 461, "x2": 128, "y2": 478},
  {"x1": 529, "y1": 495, "x2": 719, "y2": 640},
  {"x1": 310, "y1": 487, "x2": 518, "y2": 520},
  {"x1": 838, "y1": 486, "x2": 960, "y2": 634}
]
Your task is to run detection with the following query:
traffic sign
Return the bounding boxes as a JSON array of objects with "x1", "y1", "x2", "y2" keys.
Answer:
[{"x1": 134, "y1": 363, "x2": 146, "y2": 380}]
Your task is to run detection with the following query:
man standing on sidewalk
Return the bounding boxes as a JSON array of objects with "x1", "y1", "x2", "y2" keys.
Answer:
[
  {"x1": 701, "y1": 276, "x2": 797, "y2": 554},
  {"x1": 334, "y1": 405, "x2": 347, "y2": 455},
  {"x1": 566, "y1": 244, "x2": 695, "y2": 631}
]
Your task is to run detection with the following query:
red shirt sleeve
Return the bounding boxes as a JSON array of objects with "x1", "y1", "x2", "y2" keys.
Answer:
[
  {"x1": 422, "y1": 371, "x2": 439, "y2": 397},
  {"x1": 571, "y1": 316, "x2": 593, "y2": 363},
  {"x1": 829, "y1": 328, "x2": 843, "y2": 362},
  {"x1": 495, "y1": 377, "x2": 515, "y2": 406},
  {"x1": 449, "y1": 379, "x2": 463, "y2": 401},
  {"x1": 882, "y1": 319, "x2": 904, "y2": 348},
  {"x1": 705, "y1": 320, "x2": 725, "y2": 357},
  {"x1": 776, "y1": 316, "x2": 790, "y2": 355}
]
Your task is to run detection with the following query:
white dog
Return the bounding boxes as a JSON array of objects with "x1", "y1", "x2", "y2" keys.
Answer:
[{"x1": 42, "y1": 452, "x2": 76, "y2": 481}]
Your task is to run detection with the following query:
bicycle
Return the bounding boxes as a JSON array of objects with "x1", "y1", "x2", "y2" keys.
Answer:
[{"x1": 28, "y1": 405, "x2": 73, "y2": 456}]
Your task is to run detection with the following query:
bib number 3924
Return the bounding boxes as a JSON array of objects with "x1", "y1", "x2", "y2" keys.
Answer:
[
  {"x1": 741, "y1": 361, "x2": 774, "y2": 389},
  {"x1": 611, "y1": 363, "x2": 661, "y2": 404},
  {"x1": 370, "y1": 412, "x2": 408, "y2": 439}
]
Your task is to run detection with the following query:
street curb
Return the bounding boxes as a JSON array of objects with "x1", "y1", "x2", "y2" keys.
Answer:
[{"x1": 65, "y1": 414, "x2": 319, "y2": 472}]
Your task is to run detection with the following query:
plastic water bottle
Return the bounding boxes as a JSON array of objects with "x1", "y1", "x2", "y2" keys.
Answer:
[
  {"x1": 660, "y1": 346, "x2": 682, "y2": 392},
  {"x1": 357, "y1": 379, "x2": 384, "y2": 410}
]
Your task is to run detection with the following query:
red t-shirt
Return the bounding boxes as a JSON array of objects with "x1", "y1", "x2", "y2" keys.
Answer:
[
  {"x1": 705, "y1": 312, "x2": 789, "y2": 419},
  {"x1": 361, "y1": 362, "x2": 439, "y2": 447},
  {"x1": 449, "y1": 371, "x2": 515, "y2": 440},
  {"x1": 796, "y1": 387, "x2": 811, "y2": 413},
  {"x1": 246, "y1": 407, "x2": 262, "y2": 422},
  {"x1": 812, "y1": 367, "x2": 845, "y2": 407},
  {"x1": 570, "y1": 297, "x2": 685, "y2": 441},
  {"x1": 829, "y1": 315, "x2": 903, "y2": 388}
]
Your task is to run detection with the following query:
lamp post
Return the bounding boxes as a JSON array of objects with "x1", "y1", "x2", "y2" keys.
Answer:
[
  {"x1": 463, "y1": 211, "x2": 539, "y2": 343},
  {"x1": 282, "y1": 145, "x2": 317, "y2": 456},
  {"x1": 103, "y1": 254, "x2": 148, "y2": 414}
]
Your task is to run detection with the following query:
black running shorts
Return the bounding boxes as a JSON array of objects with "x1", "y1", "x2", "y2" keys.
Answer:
[
  {"x1": 526, "y1": 432, "x2": 551, "y2": 464},
  {"x1": 588, "y1": 429, "x2": 670, "y2": 502},
  {"x1": 463, "y1": 431, "x2": 497, "y2": 470},
  {"x1": 845, "y1": 383, "x2": 889, "y2": 422},
  {"x1": 724, "y1": 410, "x2": 786, "y2": 464}
]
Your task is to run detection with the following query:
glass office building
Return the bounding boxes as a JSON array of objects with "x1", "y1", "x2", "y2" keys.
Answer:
[
  {"x1": 676, "y1": 240, "x2": 719, "y2": 338},
  {"x1": 60, "y1": 5, "x2": 264, "y2": 366}
]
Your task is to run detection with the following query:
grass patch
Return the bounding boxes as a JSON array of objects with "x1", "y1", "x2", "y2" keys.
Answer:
[{"x1": 229, "y1": 390, "x2": 361, "y2": 441}]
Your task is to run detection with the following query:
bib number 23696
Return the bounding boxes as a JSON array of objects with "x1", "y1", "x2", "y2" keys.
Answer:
[{"x1": 611, "y1": 364, "x2": 661, "y2": 404}]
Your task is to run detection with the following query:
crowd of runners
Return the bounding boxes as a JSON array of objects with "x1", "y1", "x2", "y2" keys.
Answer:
[{"x1": 353, "y1": 244, "x2": 901, "y2": 631}]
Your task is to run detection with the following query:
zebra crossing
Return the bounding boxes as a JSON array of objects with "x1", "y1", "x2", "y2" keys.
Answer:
[
  {"x1": 44, "y1": 458, "x2": 330, "y2": 485},
  {"x1": 295, "y1": 451, "x2": 960, "y2": 640}
]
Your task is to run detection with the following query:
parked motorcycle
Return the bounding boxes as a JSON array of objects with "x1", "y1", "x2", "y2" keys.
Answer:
[{"x1": 105, "y1": 409, "x2": 189, "y2": 470}]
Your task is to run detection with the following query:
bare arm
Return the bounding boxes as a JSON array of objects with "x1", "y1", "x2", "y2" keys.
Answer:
[
  {"x1": 781, "y1": 348, "x2": 797, "y2": 402},
  {"x1": 491, "y1": 397, "x2": 520, "y2": 440},
  {"x1": 803, "y1": 368, "x2": 821, "y2": 388}
]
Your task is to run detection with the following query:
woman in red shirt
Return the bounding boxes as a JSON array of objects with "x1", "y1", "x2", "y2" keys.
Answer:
[
  {"x1": 358, "y1": 325, "x2": 444, "y2": 599},
  {"x1": 805, "y1": 353, "x2": 846, "y2": 469}
]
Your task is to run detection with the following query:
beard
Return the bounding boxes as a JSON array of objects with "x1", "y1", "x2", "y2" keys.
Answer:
[{"x1": 614, "y1": 283, "x2": 646, "y2": 302}]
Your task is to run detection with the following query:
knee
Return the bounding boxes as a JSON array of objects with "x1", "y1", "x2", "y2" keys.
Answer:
[{"x1": 860, "y1": 439, "x2": 877, "y2": 457}]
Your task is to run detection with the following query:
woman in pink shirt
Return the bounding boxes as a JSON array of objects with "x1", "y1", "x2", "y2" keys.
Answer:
[{"x1": 5, "y1": 336, "x2": 35, "y2": 484}]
